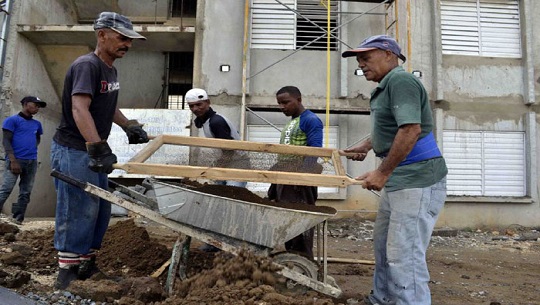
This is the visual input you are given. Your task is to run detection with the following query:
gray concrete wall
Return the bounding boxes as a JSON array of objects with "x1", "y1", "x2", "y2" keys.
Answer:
[
  {"x1": 73, "y1": 0, "x2": 169, "y2": 20},
  {"x1": 196, "y1": 0, "x2": 245, "y2": 96},
  {"x1": 115, "y1": 50, "x2": 166, "y2": 108},
  {"x1": 196, "y1": 0, "x2": 540, "y2": 228},
  {"x1": 0, "y1": 0, "x2": 77, "y2": 217},
  {"x1": 0, "y1": 0, "x2": 168, "y2": 217}
]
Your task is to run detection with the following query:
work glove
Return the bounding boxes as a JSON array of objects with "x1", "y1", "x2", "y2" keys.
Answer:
[
  {"x1": 86, "y1": 140, "x2": 118, "y2": 174},
  {"x1": 122, "y1": 120, "x2": 149, "y2": 144}
]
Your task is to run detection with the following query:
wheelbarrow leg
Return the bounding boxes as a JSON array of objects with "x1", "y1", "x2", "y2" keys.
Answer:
[{"x1": 166, "y1": 235, "x2": 191, "y2": 295}]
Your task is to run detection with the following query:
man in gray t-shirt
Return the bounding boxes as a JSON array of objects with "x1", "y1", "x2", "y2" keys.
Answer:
[{"x1": 51, "y1": 12, "x2": 149, "y2": 290}]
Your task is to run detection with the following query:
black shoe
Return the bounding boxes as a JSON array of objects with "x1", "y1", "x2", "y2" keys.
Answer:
[
  {"x1": 8, "y1": 217, "x2": 22, "y2": 225},
  {"x1": 198, "y1": 243, "x2": 220, "y2": 252},
  {"x1": 78, "y1": 257, "x2": 100, "y2": 280},
  {"x1": 54, "y1": 266, "x2": 79, "y2": 290},
  {"x1": 78, "y1": 257, "x2": 119, "y2": 281}
]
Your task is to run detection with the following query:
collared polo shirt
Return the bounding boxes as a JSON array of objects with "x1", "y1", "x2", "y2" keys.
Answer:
[{"x1": 369, "y1": 66, "x2": 447, "y2": 191}]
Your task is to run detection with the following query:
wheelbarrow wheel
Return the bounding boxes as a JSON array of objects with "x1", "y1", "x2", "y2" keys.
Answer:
[{"x1": 272, "y1": 252, "x2": 319, "y2": 294}]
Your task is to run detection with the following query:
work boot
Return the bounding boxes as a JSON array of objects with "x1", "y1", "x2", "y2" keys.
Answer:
[
  {"x1": 78, "y1": 256, "x2": 101, "y2": 280},
  {"x1": 79, "y1": 257, "x2": 120, "y2": 281},
  {"x1": 7, "y1": 216, "x2": 22, "y2": 225},
  {"x1": 54, "y1": 265, "x2": 79, "y2": 290}
]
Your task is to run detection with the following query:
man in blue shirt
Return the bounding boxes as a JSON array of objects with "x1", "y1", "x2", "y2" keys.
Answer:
[{"x1": 0, "y1": 96, "x2": 46, "y2": 225}]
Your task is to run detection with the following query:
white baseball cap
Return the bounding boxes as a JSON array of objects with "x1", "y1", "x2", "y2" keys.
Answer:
[{"x1": 185, "y1": 88, "x2": 209, "y2": 103}]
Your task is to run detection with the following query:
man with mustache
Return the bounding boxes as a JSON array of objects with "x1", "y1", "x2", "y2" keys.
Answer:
[
  {"x1": 342, "y1": 35, "x2": 448, "y2": 305},
  {"x1": 51, "y1": 12, "x2": 149, "y2": 289}
]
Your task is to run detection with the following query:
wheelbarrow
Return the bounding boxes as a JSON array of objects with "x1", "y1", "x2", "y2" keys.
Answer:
[{"x1": 51, "y1": 170, "x2": 342, "y2": 298}]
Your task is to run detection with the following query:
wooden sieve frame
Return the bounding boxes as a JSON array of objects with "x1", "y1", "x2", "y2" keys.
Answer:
[{"x1": 113, "y1": 134, "x2": 362, "y2": 188}]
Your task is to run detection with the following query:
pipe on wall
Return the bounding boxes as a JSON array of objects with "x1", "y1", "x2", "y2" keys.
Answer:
[
  {"x1": 240, "y1": 0, "x2": 251, "y2": 140},
  {"x1": 431, "y1": 0, "x2": 443, "y2": 101},
  {"x1": 0, "y1": 0, "x2": 13, "y2": 82}
]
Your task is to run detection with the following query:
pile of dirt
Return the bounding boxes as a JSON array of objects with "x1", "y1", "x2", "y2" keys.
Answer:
[
  {"x1": 154, "y1": 250, "x2": 338, "y2": 305},
  {"x1": 98, "y1": 219, "x2": 171, "y2": 277},
  {"x1": 1, "y1": 218, "x2": 344, "y2": 304}
]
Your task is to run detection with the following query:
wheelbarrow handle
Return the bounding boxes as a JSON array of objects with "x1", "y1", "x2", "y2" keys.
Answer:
[{"x1": 50, "y1": 169, "x2": 87, "y2": 189}]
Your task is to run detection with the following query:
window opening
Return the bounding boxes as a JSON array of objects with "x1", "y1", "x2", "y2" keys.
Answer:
[
  {"x1": 171, "y1": 0, "x2": 197, "y2": 18},
  {"x1": 167, "y1": 52, "x2": 194, "y2": 110},
  {"x1": 440, "y1": 0, "x2": 521, "y2": 58}
]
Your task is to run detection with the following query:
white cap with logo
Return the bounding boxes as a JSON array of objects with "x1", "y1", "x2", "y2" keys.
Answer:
[{"x1": 185, "y1": 88, "x2": 209, "y2": 104}]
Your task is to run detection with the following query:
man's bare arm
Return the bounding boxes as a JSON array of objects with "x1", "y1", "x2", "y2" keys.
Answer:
[
  {"x1": 72, "y1": 94, "x2": 101, "y2": 143},
  {"x1": 113, "y1": 107, "x2": 130, "y2": 129}
]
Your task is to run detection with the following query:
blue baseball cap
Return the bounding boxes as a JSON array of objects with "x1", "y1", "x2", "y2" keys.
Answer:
[
  {"x1": 342, "y1": 35, "x2": 406, "y2": 62},
  {"x1": 93, "y1": 12, "x2": 146, "y2": 40}
]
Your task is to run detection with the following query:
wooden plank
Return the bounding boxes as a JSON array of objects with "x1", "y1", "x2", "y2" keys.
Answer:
[
  {"x1": 332, "y1": 151, "x2": 346, "y2": 176},
  {"x1": 151, "y1": 259, "x2": 171, "y2": 278},
  {"x1": 161, "y1": 134, "x2": 336, "y2": 157},
  {"x1": 127, "y1": 135, "x2": 164, "y2": 163},
  {"x1": 114, "y1": 162, "x2": 363, "y2": 188}
]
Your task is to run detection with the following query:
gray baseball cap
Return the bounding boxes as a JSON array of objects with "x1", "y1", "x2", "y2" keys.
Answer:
[{"x1": 93, "y1": 12, "x2": 146, "y2": 40}]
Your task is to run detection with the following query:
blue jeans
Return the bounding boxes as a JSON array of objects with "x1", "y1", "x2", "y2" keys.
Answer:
[
  {"x1": 368, "y1": 178, "x2": 447, "y2": 305},
  {"x1": 0, "y1": 159, "x2": 38, "y2": 221},
  {"x1": 51, "y1": 141, "x2": 111, "y2": 255}
]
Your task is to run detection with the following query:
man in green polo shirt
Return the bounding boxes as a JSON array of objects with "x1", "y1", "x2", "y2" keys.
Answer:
[{"x1": 342, "y1": 35, "x2": 448, "y2": 305}]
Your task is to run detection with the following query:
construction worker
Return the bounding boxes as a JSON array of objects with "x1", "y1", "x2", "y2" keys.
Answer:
[
  {"x1": 51, "y1": 12, "x2": 149, "y2": 289},
  {"x1": 0, "y1": 96, "x2": 46, "y2": 225},
  {"x1": 342, "y1": 35, "x2": 448, "y2": 305}
]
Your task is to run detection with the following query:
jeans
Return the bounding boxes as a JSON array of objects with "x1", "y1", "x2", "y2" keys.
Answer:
[
  {"x1": 0, "y1": 159, "x2": 38, "y2": 221},
  {"x1": 368, "y1": 178, "x2": 447, "y2": 305},
  {"x1": 51, "y1": 141, "x2": 111, "y2": 255}
]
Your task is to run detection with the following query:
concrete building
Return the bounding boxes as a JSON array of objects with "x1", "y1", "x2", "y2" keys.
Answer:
[{"x1": 0, "y1": 0, "x2": 538, "y2": 228}]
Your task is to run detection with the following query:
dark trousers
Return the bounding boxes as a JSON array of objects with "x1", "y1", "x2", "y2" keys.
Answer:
[{"x1": 268, "y1": 184, "x2": 318, "y2": 260}]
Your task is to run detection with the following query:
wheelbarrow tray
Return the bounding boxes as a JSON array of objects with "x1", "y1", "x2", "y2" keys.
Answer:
[{"x1": 151, "y1": 179, "x2": 337, "y2": 248}]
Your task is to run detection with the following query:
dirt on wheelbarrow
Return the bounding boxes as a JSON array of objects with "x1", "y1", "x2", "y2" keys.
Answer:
[{"x1": 165, "y1": 179, "x2": 337, "y2": 215}]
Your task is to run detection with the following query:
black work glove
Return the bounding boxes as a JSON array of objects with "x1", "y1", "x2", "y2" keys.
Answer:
[
  {"x1": 86, "y1": 140, "x2": 118, "y2": 174},
  {"x1": 122, "y1": 120, "x2": 149, "y2": 144}
]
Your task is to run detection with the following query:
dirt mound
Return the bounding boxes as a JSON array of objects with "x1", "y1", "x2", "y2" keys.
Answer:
[
  {"x1": 155, "y1": 250, "x2": 338, "y2": 305},
  {"x1": 1, "y1": 218, "x2": 343, "y2": 304},
  {"x1": 98, "y1": 219, "x2": 171, "y2": 277}
]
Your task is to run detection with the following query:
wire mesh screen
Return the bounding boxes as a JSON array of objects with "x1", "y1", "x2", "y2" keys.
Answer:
[{"x1": 144, "y1": 144, "x2": 338, "y2": 176}]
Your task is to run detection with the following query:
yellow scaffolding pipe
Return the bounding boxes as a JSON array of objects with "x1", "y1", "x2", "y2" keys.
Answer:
[{"x1": 321, "y1": 0, "x2": 331, "y2": 148}]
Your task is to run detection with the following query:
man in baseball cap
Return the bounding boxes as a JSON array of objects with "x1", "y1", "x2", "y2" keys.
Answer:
[
  {"x1": 341, "y1": 34, "x2": 447, "y2": 305},
  {"x1": 93, "y1": 12, "x2": 146, "y2": 40},
  {"x1": 185, "y1": 88, "x2": 249, "y2": 252},
  {"x1": 0, "y1": 96, "x2": 45, "y2": 226},
  {"x1": 51, "y1": 11, "x2": 149, "y2": 290}
]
